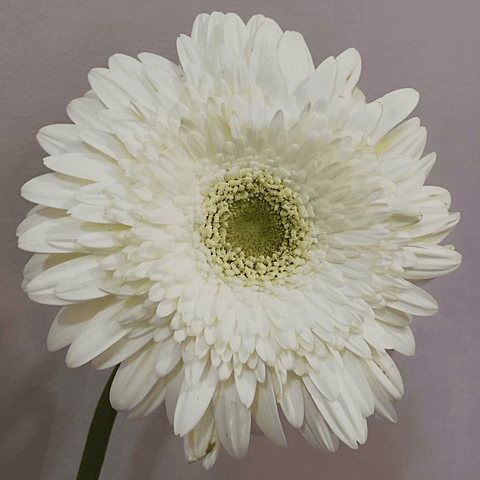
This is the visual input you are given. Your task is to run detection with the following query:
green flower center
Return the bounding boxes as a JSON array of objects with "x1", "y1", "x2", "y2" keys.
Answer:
[
  {"x1": 201, "y1": 168, "x2": 311, "y2": 283},
  {"x1": 225, "y1": 196, "x2": 286, "y2": 257}
]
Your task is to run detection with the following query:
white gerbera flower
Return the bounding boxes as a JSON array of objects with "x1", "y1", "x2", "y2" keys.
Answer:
[{"x1": 18, "y1": 12, "x2": 461, "y2": 468}]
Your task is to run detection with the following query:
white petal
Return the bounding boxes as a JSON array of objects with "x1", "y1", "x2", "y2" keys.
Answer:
[
  {"x1": 377, "y1": 323, "x2": 415, "y2": 356},
  {"x1": 165, "y1": 364, "x2": 184, "y2": 425},
  {"x1": 23, "y1": 253, "x2": 64, "y2": 283},
  {"x1": 75, "y1": 183, "x2": 111, "y2": 209},
  {"x1": 143, "y1": 64, "x2": 180, "y2": 107},
  {"x1": 139, "y1": 51, "x2": 181, "y2": 69},
  {"x1": 183, "y1": 405, "x2": 216, "y2": 462},
  {"x1": 77, "y1": 129, "x2": 130, "y2": 161},
  {"x1": 369, "y1": 351, "x2": 404, "y2": 399},
  {"x1": 344, "y1": 334, "x2": 372, "y2": 359},
  {"x1": 412, "y1": 185, "x2": 451, "y2": 209},
  {"x1": 176, "y1": 34, "x2": 205, "y2": 84},
  {"x1": 345, "y1": 102, "x2": 383, "y2": 137},
  {"x1": 108, "y1": 53, "x2": 146, "y2": 83},
  {"x1": 334, "y1": 48, "x2": 361, "y2": 98},
  {"x1": 408, "y1": 210, "x2": 450, "y2": 241},
  {"x1": 251, "y1": 371, "x2": 287, "y2": 447},
  {"x1": 279, "y1": 373, "x2": 305, "y2": 428},
  {"x1": 47, "y1": 297, "x2": 117, "y2": 351},
  {"x1": 65, "y1": 301, "x2": 131, "y2": 368},
  {"x1": 362, "y1": 318, "x2": 392, "y2": 352},
  {"x1": 155, "y1": 335, "x2": 183, "y2": 377},
  {"x1": 374, "y1": 307, "x2": 411, "y2": 327},
  {"x1": 67, "y1": 96, "x2": 111, "y2": 131},
  {"x1": 362, "y1": 363, "x2": 398, "y2": 422},
  {"x1": 55, "y1": 278, "x2": 111, "y2": 302},
  {"x1": 384, "y1": 277, "x2": 438, "y2": 316},
  {"x1": 21, "y1": 173, "x2": 81, "y2": 210},
  {"x1": 17, "y1": 206, "x2": 55, "y2": 238},
  {"x1": 37, "y1": 124, "x2": 90, "y2": 155},
  {"x1": 308, "y1": 56, "x2": 337, "y2": 102},
  {"x1": 44, "y1": 153, "x2": 118, "y2": 183},
  {"x1": 88, "y1": 65, "x2": 153, "y2": 110},
  {"x1": 301, "y1": 384, "x2": 339, "y2": 452},
  {"x1": 174, "y1": 364, "x2": 218, "y2": 436},
  {"x1": 43, "y1": 217, "x2": 119, "y2": 254},
  {"x1": 342, "y1": 352, "x2": 375, "y2": 417},
  {"x1": 67, "y1": 204, "x2": 110, "y2": 224},
  {"x1": 234, "y1": 367, "x2": 257, "y2": 409},
  {"x1": 126, "y1": 378, "x2": 166, "y2": 420},
  {"x1": 376, "y1": 117, "x2": 426, "y2": 160},
  {"x1": 190, "y1": 12, "x2": 211, "y2": 47},
  {"x1": 379, "y1": 156, "x2": 412, "y2": 182},
  {"x1": 303, "y1": 375, "x2": 366, "y2": 448},
  {"x1": 370, "y1": 88, "x2": 420, "y2": 144},
  {"x1": 308, "y1": 355, "x2": 340, "y2": 402},
  {"x1": 92, "y1": 326, "x2": 155, "y2": 369},
  {"x1": 185, "y1": 355, "x2": 209, "y2": 388},
  {"x1": 223, "y1": 13, "x2": 247, "y2": 57},
  {"x1": 248, "y1": 19, "x2": 283, "y2": 81},
  {"x1": 406, "y1": 211, "x2": 451, "y2": 240},
  {"x1": 110, "y1": 342, "x2": 160, "y2": 410},
  {"x1": 415, "y1": 212, "x2": 460, "y2": 244},
  {"x1": 277, "y1": 31, "x2": 314, "y2": 94},
  {"x1": 18, "y1": 212, "x2": 83, "y2": 254},
  {"x1": 78, "y1": 230, "x2": 122, "y2": 249},
  {"x1": 214, "y1": 376, "x2": 251, "y2": 458},
  {"x1": 25, "y1": 255, "x2": 107, "y2": 305},
  {"x1": 202, "y1": 437, "x2": 220, "y2": 470},
  {"x1": 403, "y1": 243, "x2": 461, "y2": 279}
]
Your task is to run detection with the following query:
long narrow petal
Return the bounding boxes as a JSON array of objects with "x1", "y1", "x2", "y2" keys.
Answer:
[
  {"x1": 47, "y1": 297, "x2": 117, "y2": 351},
  {"x1": 37, "y1": 124, "x2": 90, "y2": 155},
  {"x1": 308, "y1": 56, "x2": 337, "y2": 102},
  {"x1": 44, "y1": 153, "x2": 118, "y2": 183},
  {"x1": 277, "y1": 31, "x2": 314, "y2": 94},
  {"x1": 155, "y1": 335, "x2": 183, "y2": 377},
  {"x1": 126, "y1": 378, "x2": 166, "y2": 420},
  {"x1": 65, "y1": 311, "x2": 130, "y2": 367},
  {"x1": 110, "y1": 342, "x2": 160, "y2": 410},
  {"x1": 21, "y1": 173, "x2": 81, "y2": 210},
  {"x1": 403, "y1": 243, "x2": 462, "y2": 279},
  {"x1": 174, "y1": 364, "x2": 218, "y2": 437},
  {"x1": 303, "y1": 375, "x2": 367, "y2": 448},
  {"x1": 92, "y1": 327, "x2": 156, "y2": 369},
  {"x1": 334, "y1": 48, "x2": 361, "y2": 98},
  {"x1": 234, "y1": 367, "x2": 257, "y2": 409},
  {"x1": 165, "y1": 364, "x2": 184, "y2": 425},
  {"x1": 308, "y1": 355, "x2": 340, "y2": 402},
  {"x1": 66, "y1": 96, "x2": 111, "y2": 131},
  {"x1": 279, "y1": 373, "x2": 305, "y2": 428},
  {"x1": 183, "y1": 405, "x2": 216, "y2": 462},
  {"x1": 24, "y1": 255, "x2": 108, "y2": 305},
  {"x1": 301, "y1": 384, "x2": 339, "y2": 452},
  {"x1": 251, "y1": 370, "x2": 287, "y2": 447},
  {"x1": 370, "y1": 88, "x2": 420, "y2": 144},
  {"x1": 214, "y1": 376, "x2": 251, "y2": 458}
]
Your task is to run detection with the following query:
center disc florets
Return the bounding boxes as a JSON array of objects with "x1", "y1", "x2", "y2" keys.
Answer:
[{"x1": 201, "y1": 168, "x2": 312, "y2": 283}]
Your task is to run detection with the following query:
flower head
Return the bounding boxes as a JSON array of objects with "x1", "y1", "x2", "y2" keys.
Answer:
[{"x1": 18, "y1": 12, "x2": 461, "y2": 468}]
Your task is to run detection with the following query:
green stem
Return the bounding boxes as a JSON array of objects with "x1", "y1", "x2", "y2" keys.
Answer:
[{"x1": 76, "y1": 364, "x2": 120, "y2": 480}]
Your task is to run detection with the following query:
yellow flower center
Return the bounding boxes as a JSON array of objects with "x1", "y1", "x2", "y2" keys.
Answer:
[{"x1": 201, "y1": 168, "x2": 311, "y2": 283}]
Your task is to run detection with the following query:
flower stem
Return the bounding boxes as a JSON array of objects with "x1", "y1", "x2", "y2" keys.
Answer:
[{"x1": 76, "y1": 364, "x2": 120, "y2": 480}]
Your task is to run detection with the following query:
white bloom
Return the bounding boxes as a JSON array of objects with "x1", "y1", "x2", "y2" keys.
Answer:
[{"x1": 18, "y1": 12, "x2": 461, "y2": 468}]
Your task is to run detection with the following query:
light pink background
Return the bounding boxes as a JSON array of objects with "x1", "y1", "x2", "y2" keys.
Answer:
[{"x1": 1, "y1": 1, "x2": 478, "y2": 479}]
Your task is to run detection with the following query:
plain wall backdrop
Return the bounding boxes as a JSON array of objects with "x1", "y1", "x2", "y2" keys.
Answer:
[{"x1": 1, "y1": 0, "x2": 478, "y2": 479}]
